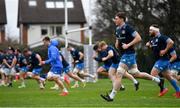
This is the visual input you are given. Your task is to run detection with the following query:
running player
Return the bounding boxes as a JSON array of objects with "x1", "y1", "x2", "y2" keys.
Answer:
[
  {"x1": 23, "y1": 48, "x2": 45, "y2": 89},
  {"x1": 93, "y1": 43, "x2": 111, "y2": 77},
  {"x1": 99, "y1": 41, "x2": 139, "y2": 101},
  {"x1": 41, "y1": 37, "x2": 68, "y2": 96},
  {"x1": 49, "y1": 40, "x2": 86, "y2": 90},
  {"x1": 67, "y1": 46, "x2": 96, "y2": 88},
  {"x1": 146, "y1": 24, "x2": 180, "y2": 98},
  {"x1": 93, "y1": 42, "x2": 139, "y2": 91},
  {"x1": 101, "y1": 12, "x2": 162, "y2": 101},
  {"x1": 15, "y1": 49, "x2": 28, "y2": 88}
]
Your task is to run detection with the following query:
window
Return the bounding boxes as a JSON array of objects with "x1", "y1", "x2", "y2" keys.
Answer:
[
  {"x1": 41, "y1": 26, "x2": 48, "y2": 36},
  {"x1": 55, "y1": 1, "x2": 64, "y2": 8},
  {"x1": 56, "y1": 26, "x2": 62, "y2": 35},
  {"x1": 46, "y1": 1, "x2": 55, "y2": 8},
  {"x1": 67, "y1": 1, "x2": 74, "y2": 8},
  {"x1": 41, "y1": 25, "x2": 62, "y2": 37},
  {"x1": 29, "y1": 0, "x2": 37, "y2": 7},
  {"x1": 45, "y1": 1, "x2": 74, "y2": 8}
]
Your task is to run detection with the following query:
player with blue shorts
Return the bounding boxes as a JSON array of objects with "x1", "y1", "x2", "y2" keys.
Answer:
[
  {"x1": 146, "y1": 24, "x2": 180, "y2": 98},
  {"x1": 23, "y1": 48, "x2": 45, "y2": 89},
  {"x1": 101, "y1": 12, "x2": 162, "y2": 102},
  {"x1": 67, "y1": 46, "x2": 95, "y2": 88},
  {"x1": 42, "y1": 37, "x2": 68, "y2": 96},
  {"x1": 99, "y1": 41, "x2": 139, "y2": 101},
  {"x1": 93, "y1": 43, "x2": 112, "y2": 77},
  {"x1": 15, "y1": 49, "x2": 28, "y2": 88}
]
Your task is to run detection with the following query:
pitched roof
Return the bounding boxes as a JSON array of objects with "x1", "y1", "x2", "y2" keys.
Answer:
[
  {"x1": 0, "y1": 0, "x2": 7, "y2": 25},
  {"x1": 18, "y1": 0, "x2": 86, "y2": 26}
]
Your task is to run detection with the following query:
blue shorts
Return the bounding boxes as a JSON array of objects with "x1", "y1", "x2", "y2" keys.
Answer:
[
  {"x1": 120, "y1": 53, "x2": 136, "y2": 68},
  {"x1": 102, "y1": 65, "x2": 110, "y2": 71},
  {"x1": 32, "y1": 68, "x2": 42, "y2": 75},
  {"x1": 75, "y1": 63, "x2": 84, "y2": 70},
  {"x1": 19, "y1": 67, "x2": 28, "y2": 73},
  {"x1": 170, "y1": 61, "x2": 180, "y2": 72},
  {"x1": 50, "y1": 67, "x2": 63, "y2": 75},
  {"x1": 63, "y1": 66, "x2": 71, "y2": 74},
  {"x1": 153, "y1": 60, "x2": 170, "y2": 72},
  {"x1": 110, "y1": 63, "x2": 119, "y2": 69}
]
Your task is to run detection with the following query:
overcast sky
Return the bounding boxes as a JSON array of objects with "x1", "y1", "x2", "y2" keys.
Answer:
[{"x1": 5, "y1": 0, "x2": 96, "y2": 39}]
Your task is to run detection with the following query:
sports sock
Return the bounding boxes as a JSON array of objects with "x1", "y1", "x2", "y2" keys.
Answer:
[
  {"x1": 109, "y1": 89, "x2": 117, "y2": 99},
  {"x1": 170, "y1": 79, "x2": 180, "y2": 92}
]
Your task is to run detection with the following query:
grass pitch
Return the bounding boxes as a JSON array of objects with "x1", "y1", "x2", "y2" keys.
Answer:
[{"x1": 0, "y1": 79, "x2": 180, "y2": 107}]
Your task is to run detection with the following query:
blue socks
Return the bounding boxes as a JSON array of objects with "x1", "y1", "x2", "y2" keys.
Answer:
[{"x1": 170, "y1": 79, "x2": 180, "y2": 92}]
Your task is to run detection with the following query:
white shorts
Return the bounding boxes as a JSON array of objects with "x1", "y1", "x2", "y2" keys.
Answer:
[
  {"x1": 171, "y1": 69, "x2": 178, "y2": 76},
  {"x1": 3, "y1": 68, "x2": 16, "y2": 76},
  {"x1": 47, "y1": 71, "x2": 61, "y2": 79}
]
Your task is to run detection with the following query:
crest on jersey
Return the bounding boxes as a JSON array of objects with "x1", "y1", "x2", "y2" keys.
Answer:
[{"x1": 122, "y1": 30, "x2": 125, "y2": 34}]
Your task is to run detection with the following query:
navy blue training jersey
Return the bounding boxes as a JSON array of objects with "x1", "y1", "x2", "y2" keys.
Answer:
[
  {"x1": 115, "y1": 24, "x2": 136, "y2": 54},
  {"x1": 17, "y1": 54, "x2": 27, "y2": 67},
  {"x1": 4, "y1": 54, "x2": 16, "y2": 68},
  {"x1": 70, "y1": 49, "x2": 83, "y2": 63},
  {"x1": 60, "y1": 53, "x2": 69, "y2": 68},
  {"x1": 95, "y1": 51, "x2": 112, "y2": 67},
  {"x1": 28, "y1": 53, "x2": 41, "y2": 69},
  {"x1": 106, "y1": 46, "x2": 120, "y2": 64},
  {"x1": 149, "y1": 34, "x2": 171, "y2": 61}
]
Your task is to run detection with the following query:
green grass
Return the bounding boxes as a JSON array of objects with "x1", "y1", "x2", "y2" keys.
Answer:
[{"x1": 0, "y1": 79, "x2": 180, "y2": 107}]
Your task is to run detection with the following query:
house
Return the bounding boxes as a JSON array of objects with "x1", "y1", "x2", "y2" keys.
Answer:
[
  {"x1": 0, "y1": 0, "x2": 7, "y2": 43},
  {"x1": 17, "y1": 0, "x2": 86, "y2": 46}
]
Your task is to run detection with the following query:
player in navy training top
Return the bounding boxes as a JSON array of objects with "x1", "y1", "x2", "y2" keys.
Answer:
[
  {"x1": 93, "y1": 43, "x2": 112, "y2": 77},
  {"x1": 146, "y1": 24, "x2": 180, "y2": 98},
  {"x1": 67, "y1": 46, "x2": 95, "y2": 88},
  {"x1": 23, "y1": 48, "x2": 45, "y2": 89},
  {"x1": 15, "y1": 49, "x2": 28, "y2": 88}
]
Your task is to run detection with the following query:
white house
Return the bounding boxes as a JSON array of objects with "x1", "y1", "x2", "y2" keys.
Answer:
[
  {"x1": 17, "y1": 0, "x2": 86, "y2": 46},
  {"x1": 0, "y1": 0, "x2": 7, "y2": 43}
]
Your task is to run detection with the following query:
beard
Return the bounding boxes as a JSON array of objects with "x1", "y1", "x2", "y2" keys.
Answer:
[{"x1": 149, "y1": 32, "x2": 156, "y2": 37}]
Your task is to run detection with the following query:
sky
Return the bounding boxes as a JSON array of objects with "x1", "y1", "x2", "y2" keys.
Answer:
[{"x1": 5, "y1": 0, "x2": 96, "y2": 39}]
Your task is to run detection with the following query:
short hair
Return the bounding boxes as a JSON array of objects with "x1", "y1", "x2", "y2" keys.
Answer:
[
  {"x1": 93, "y1": 42, "x2": 100, "y2": 51},
  {"x1": 16, "y1": 48, "x2": 21, "y2": 53},
  {"x1": 150, "y1": 24, "x2": 159, "y2": 28},
  {"x1": 116, "y1": 12, "x2": 126, "y2": 21},
  {"x1": 99, "y1": 41, "x2": 107, "y2": 48},
  {"x1": 8, "y1": 46, "x2": 15, "y2": 52},
  {"x1": 23, "y1": 48, "x2": 30, "y2": 54},
  {"x1": 43, "y1": 36, "x2": 50, "y2": 42}
]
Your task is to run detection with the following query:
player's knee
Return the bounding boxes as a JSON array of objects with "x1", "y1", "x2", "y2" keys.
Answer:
[
  {"x1": 79, "y1": 70, "x2": 84, "y2": 74},
  {"x1": 128, "y1": 68, "x2": 140, "y2": 74},
  {"x1": 117, "y1": 66, "x2": 126, "y2": 75},
  {"x1": 73, "y1": 68, "x2": 79, "y2": 74}
]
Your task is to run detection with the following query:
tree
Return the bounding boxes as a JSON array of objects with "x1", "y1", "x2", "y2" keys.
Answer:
[{"x1": 94, "y1": 0, "x2": 180, "y2": 49}]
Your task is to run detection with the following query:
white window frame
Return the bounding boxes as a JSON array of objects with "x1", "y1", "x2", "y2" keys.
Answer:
[{"x1": 29, "y1": 0, "x2": 37, "y2": 7}]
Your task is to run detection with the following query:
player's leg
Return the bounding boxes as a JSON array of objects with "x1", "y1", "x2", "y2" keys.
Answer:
[
  {"x1": 78, "y1": 63, "x2": 96, "y2": 80},
  {"x1": 103, "y1": 64, "x2": 125, "y2": 101},
  {"x1": 47, "y1": 72, "x2": 68, "y2": 96},
  {"x1": 124, "y1": 71, "x2": 139, "y2": 91},
  {"x1": 18, "y1": 67, "x2": 27, "y2": 88},
  {"x1": 162, "y1": 70, "x2": 180, "y2": 98},
  {"x1": 0, "y1": 68, "x2": 5, "y2": 86},
  {"x1": 71, "y1": 67, "x2": 80, "y2": 88},
  {"x1": 66, "y1": 71, "x2": 86, "y2": 88},
  {"x1": 97, "y1": 66, "x2": 109, "y2": 77}
]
